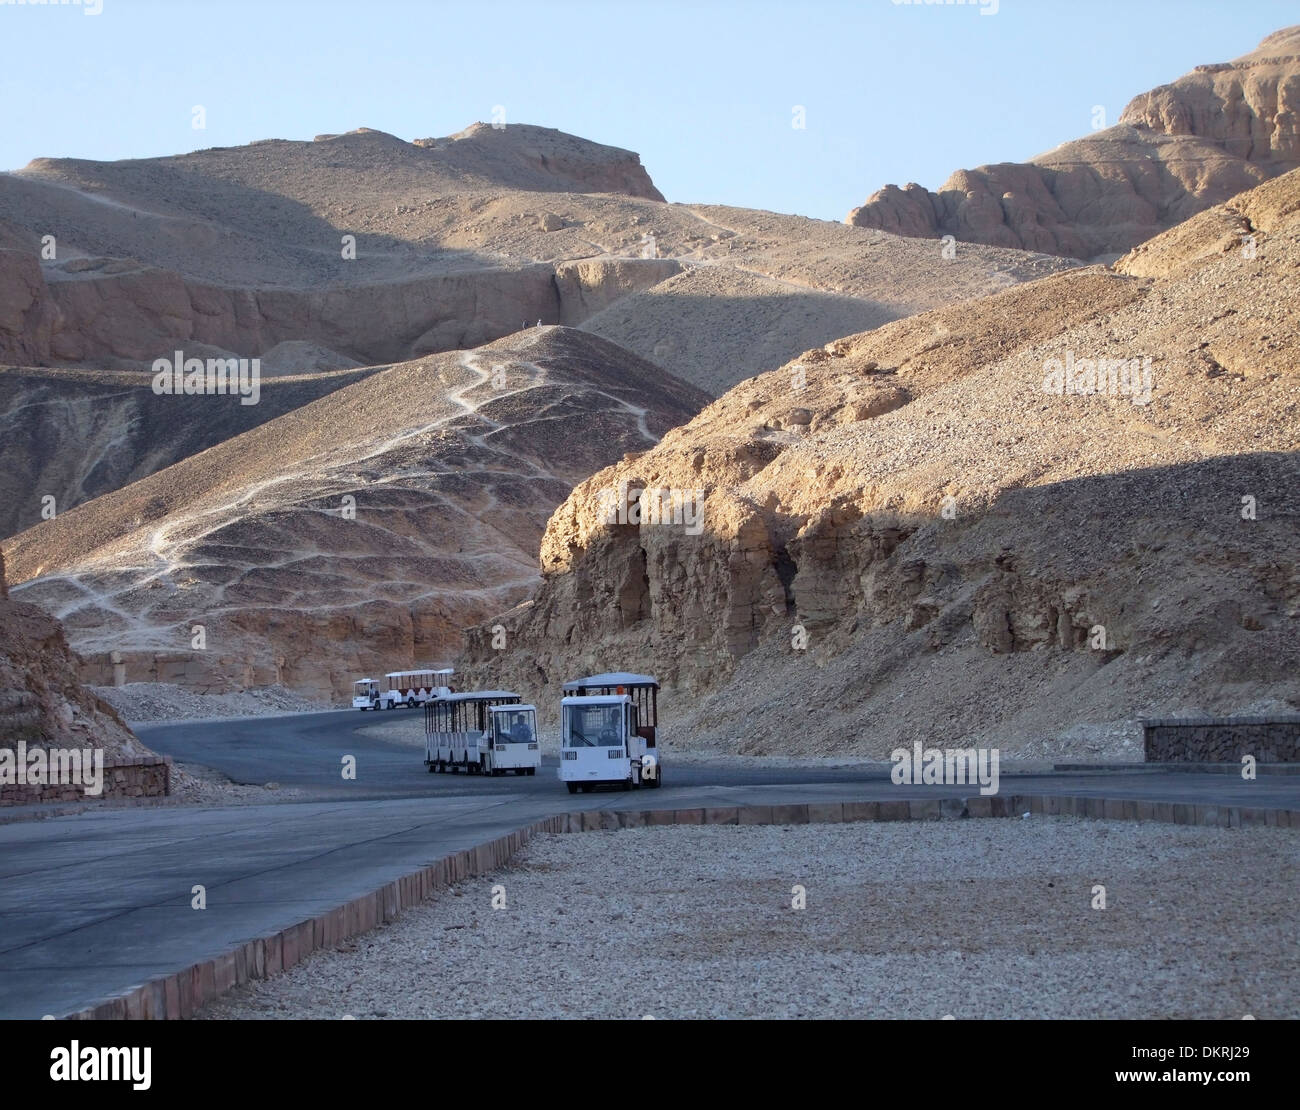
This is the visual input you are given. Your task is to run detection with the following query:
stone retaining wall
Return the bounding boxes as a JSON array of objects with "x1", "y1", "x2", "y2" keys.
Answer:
[
  {"x1": 78, "y1": 651, "x2": 259, "y2": 694},
  {"x1": 0, "y1": 754, "x2": 170, "y2": 806},
  {"x1": 1143, "y1": 716, "x2": 1300, "y2": 763},
  {"x1": 63, "y1": 791, "x2": 1298, "y2": 1020}
]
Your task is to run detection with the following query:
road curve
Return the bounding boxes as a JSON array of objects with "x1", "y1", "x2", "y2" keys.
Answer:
[{"x1": 1, "y1": 710, "x2": 1296, "y2": 1018}]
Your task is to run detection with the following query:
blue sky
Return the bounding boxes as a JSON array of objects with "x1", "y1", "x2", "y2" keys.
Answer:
[{"x1": 1, "y1": 0, "x2": 1294, "y2": 221}]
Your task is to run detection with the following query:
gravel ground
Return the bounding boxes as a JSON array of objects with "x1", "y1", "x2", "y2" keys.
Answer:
[
  {"x1": 200, "y1": 818, "x2": 1299, "y2": 1020},
  {"x1": 93, "y1": 683, "x2": 333, "y2": 724},
  {"x1": 168, "y1": 763, "x2": 305, "y2": 806}
]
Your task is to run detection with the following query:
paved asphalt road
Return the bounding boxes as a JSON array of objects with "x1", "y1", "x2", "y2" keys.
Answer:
[
  {"x1": 132, "y1": 708, "x2": 935, "y2": 798},
  {"x1": 2, "y1": 709, "x2": 1297, "y2": 1019}
]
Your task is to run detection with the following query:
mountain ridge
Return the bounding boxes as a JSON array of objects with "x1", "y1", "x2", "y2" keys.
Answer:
[{"x1": 846, "y1": 26, "x2": 1300, "y2": 260}]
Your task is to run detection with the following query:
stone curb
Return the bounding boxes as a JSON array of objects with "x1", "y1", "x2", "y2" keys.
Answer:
[
  {"x1": 62, "y1": 794, "x2": 1297, "y2": 1020},
  {"x1": 1140, "y1": 715, "x2": 1300, "y2": 727}
]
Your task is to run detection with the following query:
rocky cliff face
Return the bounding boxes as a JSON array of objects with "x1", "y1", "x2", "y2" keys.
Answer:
[
  {"x1": 0, "y1": 250, "x2": 681, "y2": 369},
  {"x1": 846, "y1": 27, "x2": 1300, "y2": 260},
  {"x1": 464, "y1": 170, "x2": 1300, "y2": 759},
  {"x1": 0, "y1": 549, "x2": 145, "y2": 761}
]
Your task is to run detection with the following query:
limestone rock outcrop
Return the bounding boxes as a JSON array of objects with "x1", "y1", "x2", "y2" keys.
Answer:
[
  {"x1": 847, "y1": 27, "x2": 1300, "y2": 259},
  {"x1": 0, "y1": 549, "x2": 145, "y2": 762},
  {"x1": 407, "y1": 122, "x2": 666, "y2": 200}
]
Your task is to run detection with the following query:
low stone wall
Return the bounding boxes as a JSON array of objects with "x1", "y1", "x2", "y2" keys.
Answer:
[
  {"x1": 79, "y1": 651, "x2": 253, "y2": 693},
  {"x1": 77, "y1": 651, "x2": 337, "y2": 701},
  {"x1": 0, "y1": 753, "x2": 171, "y2": 806},
  {"x1": 1143, "y1": 716, "x2": 1300, "y2": 763}
]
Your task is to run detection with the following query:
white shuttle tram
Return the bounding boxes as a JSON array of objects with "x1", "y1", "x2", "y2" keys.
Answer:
[
  {"x1": 485, "y1": 703, "x2": 542, "y2": 775},
  {"x1": 424, "y1": 691, "x2": 540, "y2": 776},
  {"x1": 559, "y1": 673, "x2": 661, "y2": 794},
  {"x1": 352, "y1": 678, "x2": 400, "y2": 711},
  {"x1": 385, "y1": 668, "x2": 454, "y2": 709},
  {"x1": 352, "y1": 679, "x2": 377, "y2": 710},
  {"x1": 353, "y1": 668, "x2": 453, "y2": 711}
]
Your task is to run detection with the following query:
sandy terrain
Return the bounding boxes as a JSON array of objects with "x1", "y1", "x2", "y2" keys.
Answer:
[{"x1": 199, "y1": 819, "x2": 1299, "y2": 1020}]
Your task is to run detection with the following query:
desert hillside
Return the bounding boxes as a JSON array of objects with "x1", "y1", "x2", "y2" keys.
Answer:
[
  {"x1": 0, "y1": 123, "x2": 1071, "y2": 394},
  {"x1": 847, "y1": 27, "x2": 1300, "y2": 260},
  {"x1": 0, "y1": 121, "x2": 1084, "y2": 700},
  {"x1": 0, "y1": 362, "x2": 378, "y2": 540},
  {"x1": 463, "y1": 169, "x2": 1300, "y2": 760},
  {"x1": 3, "y1": 328, "x2": 710, "y2": 700}
]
